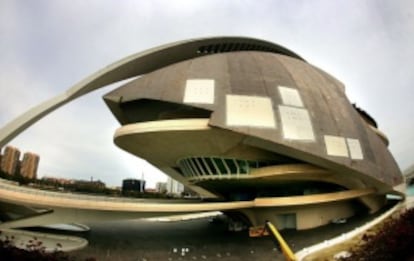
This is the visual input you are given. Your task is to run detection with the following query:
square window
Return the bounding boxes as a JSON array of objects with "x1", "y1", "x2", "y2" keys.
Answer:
[
  {"x1": 324, "y1": 135, "x2": 349, "y2": 157},
  {"x1": 279, "y1": 105, "x2": 314, "y2": 140},
  {"x1": 278, "y1": 86, "x2": 304, "y2": 107},
  {"x1": 226, "y1": 95, "x2": 276, "y2": 128},
  {"x1": 184, "y1": 79, "x2": 215, "y2": 104}
]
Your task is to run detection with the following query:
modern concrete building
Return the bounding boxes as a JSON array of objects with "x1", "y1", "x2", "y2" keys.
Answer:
[
  {"x1": 0, "y1": 146, "x2": 21, "y2": 176},
  {"x1": 0, "y1": 37, "x2": 405, "y2": 231},
  {"x1": 20, "y1": 152, "x2": 39, "y2": 180},
  {"x1": 103, "y1": 37, "x2": 404, "y2": 230}
]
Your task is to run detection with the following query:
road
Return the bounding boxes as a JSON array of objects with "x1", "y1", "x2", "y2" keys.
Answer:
[{"x1": 43, "y1": 207, "x2": 392, "y2": 261}]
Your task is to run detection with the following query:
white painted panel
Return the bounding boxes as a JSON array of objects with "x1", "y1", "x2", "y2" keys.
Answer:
[
  {"x1": 278, "y1": 86, "x2": 303, "y2": 107},
  {"x1": 347, "y1": 138, "x2": 363, "y2": 160},
  {"x1": 279, "y1": 105, "x2": 314, "y2": 140},
  {"x1": 183, "y1": 79, "x2": 215, "y2": 104},
  {"x1": 324, "y1": 135, "x2": 349, "y2": 157},
  {"x1": 226, "y1": 95, "x2": 276, "y2": 128}
]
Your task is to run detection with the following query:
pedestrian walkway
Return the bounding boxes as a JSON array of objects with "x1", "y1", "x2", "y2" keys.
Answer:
[{"x1": 295, "y1": 197, "x2": 410, "y2": 260}]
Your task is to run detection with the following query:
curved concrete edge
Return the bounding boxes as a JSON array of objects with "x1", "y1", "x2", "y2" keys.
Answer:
[
  {"x1": 145, "y1": 211, "x2": 222, "y2": 222},
  {"x1": 368, "y1": 124, "x2": 389, "y2": 147},
  {"x1": 0, "y1": 228, "x2": 88, "y2": 252},
  {"x1": 0, "y1": 93, "x2": 68, "y2": 147},
  {"x1": 114, "y1": 118, "x2": 211, "y2": 138},
  {"x1": 391, "y1": 183, "x2": 407, "y2": 197},
  {"x1": 0, "y1": 179, "x2": 376, "y2": 212},
  {"x1": 0, "y1": 36, "x2": 301, "y2": 148},
  {"x1": 41, "y1": 223, "x2": 90, "y2": 232},
  {"x1": 254, "y1": 188, "x2": 376, "y2": 207},
  {"x1": 190, "y1": 164, "x2": 372, "y2": 194},
  {"x1": 295, "y1": 199, "x2": 408, "y2": 261}
]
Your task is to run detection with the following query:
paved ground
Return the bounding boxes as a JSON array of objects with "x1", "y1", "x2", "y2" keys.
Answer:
[{"x1": 30, "y1": 205, "x2": 392, "y2": 261}]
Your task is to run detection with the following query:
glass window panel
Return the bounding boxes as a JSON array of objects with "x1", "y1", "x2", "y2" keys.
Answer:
[
  {"x1": 195, "y1": 157, "x2": 209, "y2": 175},
  {"x1": 200, "y1": 158, "x2": 213, "y2": 175},
  {"x1": 183, "y1": 160, "x2": 195, "y2": 177},
  {"x1": 179, "y1": 160, "x2": 190, "y2": 177},
  {"x1": 188, "y1": 159, "x2": 201, "y2": 176},
  {"x1": 213, "y1": 158, "x2": 228, "y2": 174},
  {"x1": 225, "y1": 159, "x2": 238, "y2": 174},
  {"x1": 205, "y1": 158, "x2": 218, "y2": 175},
  {"x1": 191, "y1": 158, "x2": 204, "y2": 176}
]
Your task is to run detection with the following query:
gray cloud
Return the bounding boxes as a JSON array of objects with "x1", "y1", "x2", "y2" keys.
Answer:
[{"x1": 1, "y1": 0, "x2": 413, "y2": 187}]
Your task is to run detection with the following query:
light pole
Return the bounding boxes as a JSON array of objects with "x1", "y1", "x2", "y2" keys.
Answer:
[{"x1": 140, "y1": 168, "x2": 144, "y2": 193}]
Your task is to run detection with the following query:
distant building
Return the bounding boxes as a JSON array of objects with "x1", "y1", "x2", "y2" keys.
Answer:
[
  {"x1": 15, "y1": 159, "x2": 21, "y2": 176},
  {"x1": 145, "y1": 188, "x2": 157, "y2": 193},
  {"x1": 156, "y1": 182, "x2": 167, "y2": 193},
  {"x1": 73, "y1": 179, "x2": 106, "y2": 189},
  {"x1": 0, "y1": 146, "x2": 21, "y2": 175},
  {"x1": 41, "y1": 177, "x2": 106, "y2": 191},
  {"x1": 20, "y1": 152, "x2": 39, "y2": 180},
  {"x1": 122, "y1": 178, "x2": 145, "y2": 193},
  {"x1": 166, "y1": 177, "x2": 184, "y2": 195},
  {"x1": 107, "y1": 186, "x2": 122, "y2": 191},
  {"x1": 41, "y1": 176, "x2": 74, "y2": 185}
]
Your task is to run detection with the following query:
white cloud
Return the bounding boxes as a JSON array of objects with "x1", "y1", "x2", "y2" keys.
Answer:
[{"x1": 0, "y1": 0, "x2": 413, "y2": 186}]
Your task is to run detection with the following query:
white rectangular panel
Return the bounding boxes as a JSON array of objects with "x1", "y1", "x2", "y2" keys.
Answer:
[
  {"x1": 278, "y1": 86, "x2": 303, "y2": 107},
  {"x1": 184, "y1": 79, "x2": 215, "y2": 104},
  {"x1": 279, "y1": 105, "x2": 314, "y2": 140},
  {"x1": 324, "y1": 135, "x2": 349, "y2": 157},
  {"x1": 226, "y1": 95, "x2": 276, "y2": 128},
  {"x1": 347, "y1": 138, "x2": 363, "y2": 160}
]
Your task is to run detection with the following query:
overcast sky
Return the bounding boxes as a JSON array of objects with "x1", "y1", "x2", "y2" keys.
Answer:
[{"x1": 0, "y1": 0, "x2": 413, "y2": 187}]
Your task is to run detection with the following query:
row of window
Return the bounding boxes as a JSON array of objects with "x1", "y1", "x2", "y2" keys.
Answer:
[
  {"x1": 178, "y1": 157, "x2": 275, "y2": 178},
  {"x1": 196, "y1": 42, "x2": 282, "y2": 55}
]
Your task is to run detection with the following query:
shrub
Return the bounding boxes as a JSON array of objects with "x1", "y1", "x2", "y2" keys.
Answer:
[
  {"x1": 0, "y1": 232, "x2": 95, "y2": 261},
  {"x1": 344, "y1": 208, "x2": 414, "y2": 261}
]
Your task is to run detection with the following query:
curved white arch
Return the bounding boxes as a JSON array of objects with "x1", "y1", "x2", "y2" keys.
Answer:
[{"x1": 0, "y1": 36, "x2": 302, "y2": 147}]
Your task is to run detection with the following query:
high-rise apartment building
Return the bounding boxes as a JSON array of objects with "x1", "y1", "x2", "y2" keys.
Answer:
[
  {"x1": 0, "y1": 146, "x2": 21, "y2": 175},
  {"x1": 166, "y1": 178, "x2": 184, "y2": 196},
  {"x1": 155, "y1": 182, "x2": 167, "y2": 193},
  {"x1": 20, "y1": 152, "x2": 40, "y2": 180}
]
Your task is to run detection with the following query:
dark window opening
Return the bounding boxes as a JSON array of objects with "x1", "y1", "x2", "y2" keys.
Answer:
[
  {"x1": 196, "y1": 157, "x2": 210, "y2": 175},
  {"x1": 225, "y1": 159, "x2": 238, "y2": 174},
  {"x1": 204, "y1": 158, "x2": 218, "y2": 175},
  {"x1": 120, "y1": 99, "x2": 212, "y2": 124},
  {"x1": 190, "y1": 159, "x2": 204, "y2": 176},
  {"x1": 213, "y1": 158, "x2": 227, "y2": 174},
  {"x1": 178, "y1": 157, "x2": 282, "y2": 177}
]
